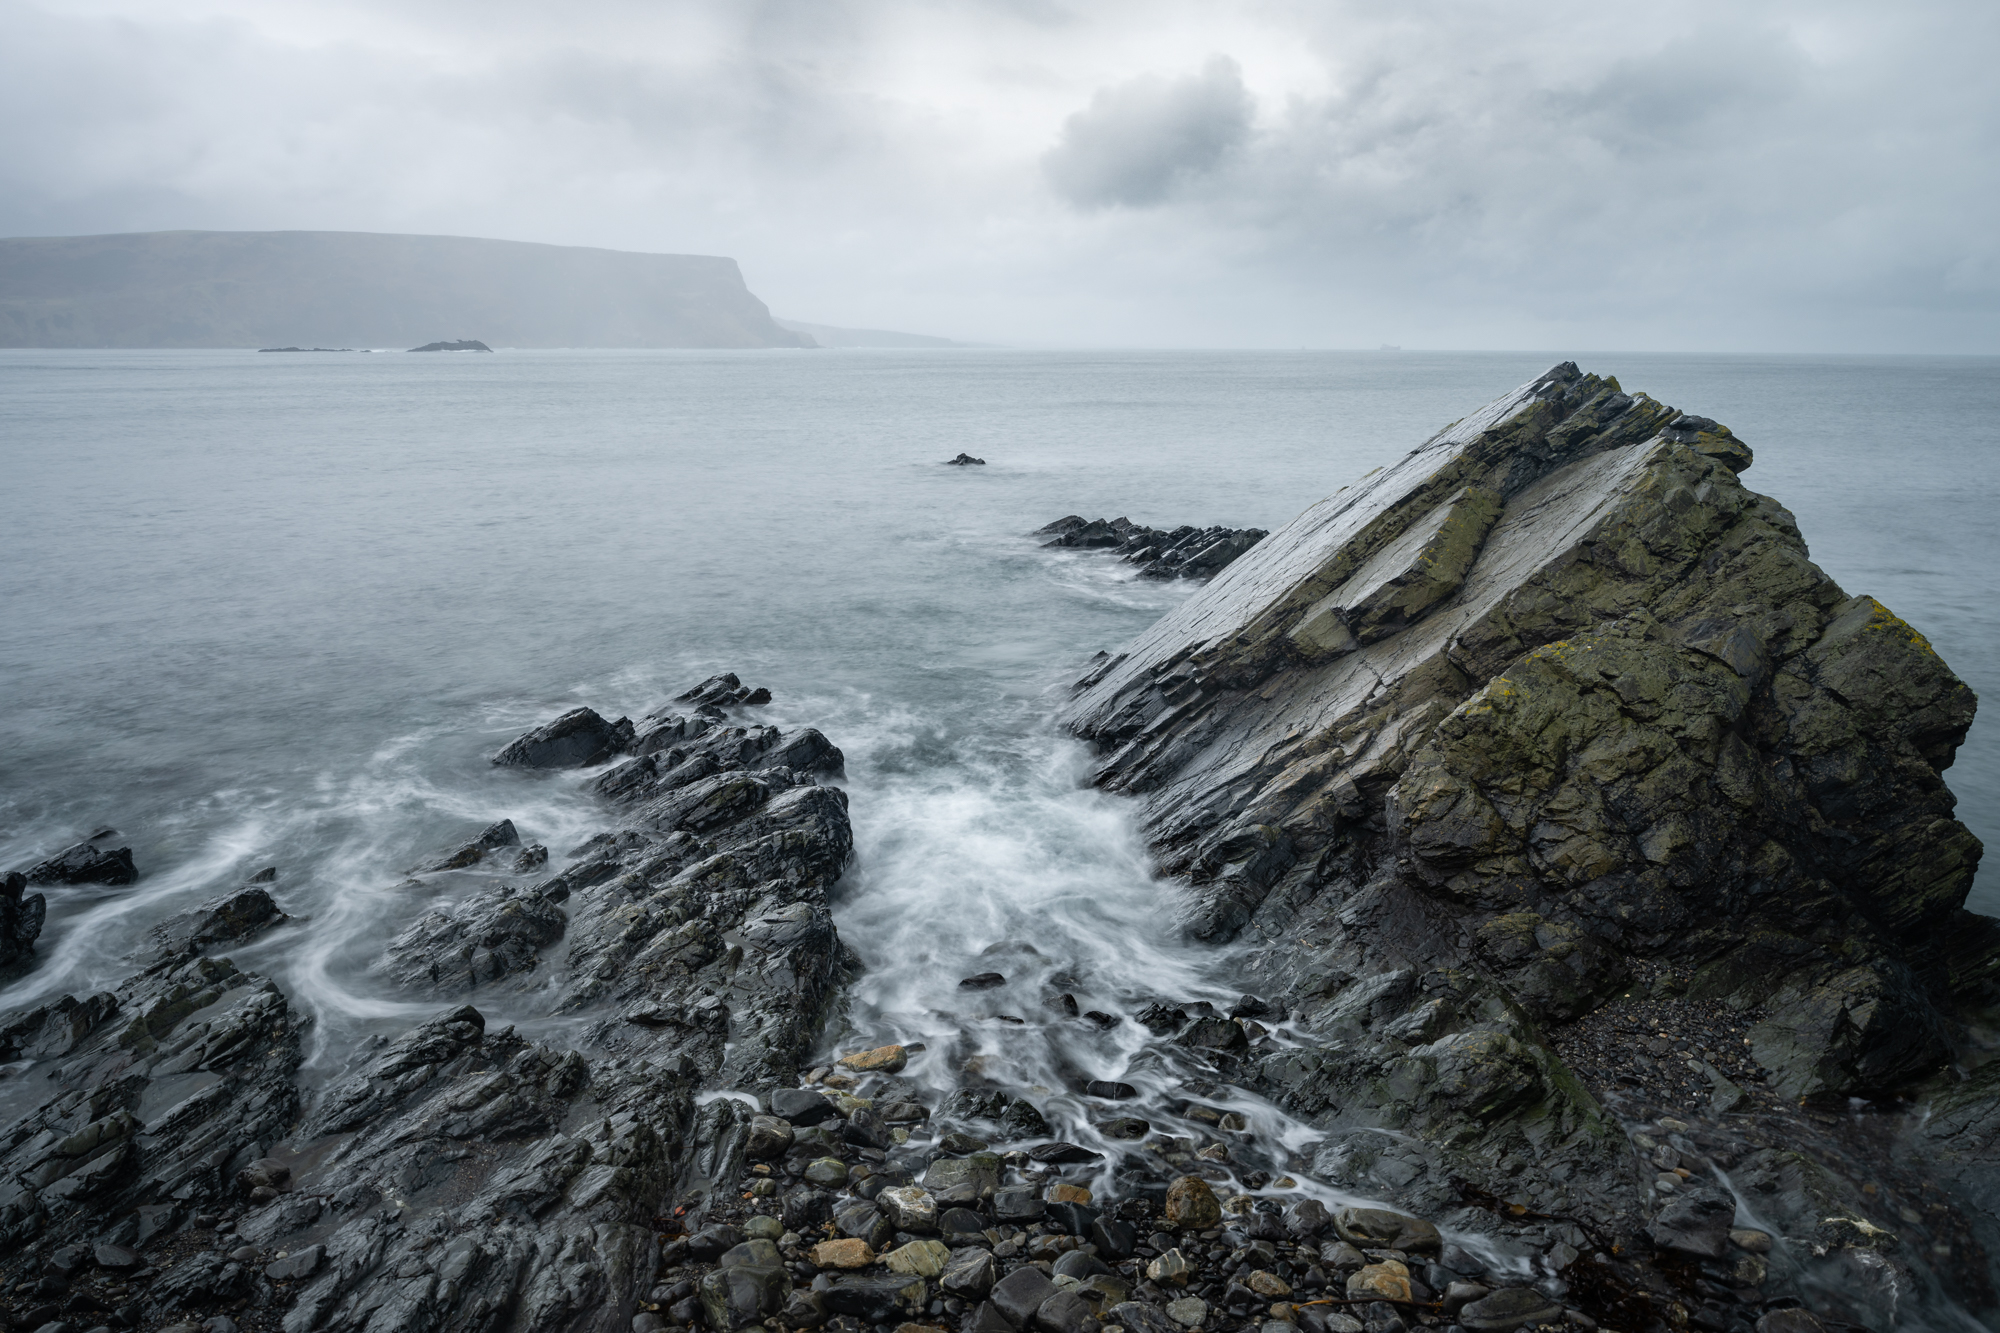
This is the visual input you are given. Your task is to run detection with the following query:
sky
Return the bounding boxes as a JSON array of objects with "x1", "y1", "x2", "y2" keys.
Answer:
[{"x1": 2, "y1": 0, "x2": 1996, "y2": 350}]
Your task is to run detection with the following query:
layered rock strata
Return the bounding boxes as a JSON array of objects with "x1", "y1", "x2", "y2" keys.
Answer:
[
  {"x1": 1038, "y1": 516, "x2": 1269, "y2": 581},
  {"x1": 1061, "y1": 364, "x2": 1997, "y2": 1326}
]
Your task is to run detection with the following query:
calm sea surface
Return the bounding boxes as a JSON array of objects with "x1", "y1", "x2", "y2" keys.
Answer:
[{"x1": 2, "y1": 349, "x2": 1996, "y2": 1084}]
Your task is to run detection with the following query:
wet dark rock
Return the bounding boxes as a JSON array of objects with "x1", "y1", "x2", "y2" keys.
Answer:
[
  {"x1": 960, "y1": 972, "x2": 1007, "y2": 990},
  {"x1": 23, "y1": 840, "x2": 137, "y2": 886},
  {"x1": 821, "y1": 1273, "x2": 926, "y2": 1322},
  {"x1": 993, "y1": 1185, "x2": 1045, "y2": 1222},
  {"x1": 1046, "y1": 1201, "x2": 1098, "y2": 1236},
  {"x1": 380, "y1": 884, "x2": 566, "y2": 990},
  {"x1": 942, "y1": 1246, "x2": 998, "y2": 1297},
  {"x1": 675, "y1": 672, "x2": 773, "y2": 710},
  {"x1": 1456, "y1": 1287, "x2": 1564, "y2": 1333},
  {"x1": 0, "y1": 953, "x2": 300, "y2": 1258},
  {"x1": 1649, "y1": 1187, "x2": 1735, "y2": 1259},
  {"x1": 1284, "y1": 1198, "x2": 1331, "y2": 1239},
  {"x1": 1034, "y1": 1288, "x2": 1093, "y2": 1333},
  {"x1": 144, "y1": 887, "x2": 285, "y2": 962},
  {"x1": 1084, "y1": 1079, "x2": 1138, "y2": 1100},
  {"x1": 772, "y1": 1087, "x2": 838, "y2": 1125},
  {"x1": 1178, "y1": 1017, "x2": 1247, "y2": 1052},
  {"x1": 0, "y1": 871, "x2": 48, "y2": 968},
  {"x1": 1037, "y1": 516, "x2": 1268, "y2": 581},
  {"x1": 1090, "y1": 1216, "x2": 1138, "y2": 1259},
  {"x1": 943, "y1": 1089, "x2": 1051, "y2": 1139},
  {"x1": 1135, "y1": 1002, "x2": 1186, "y2": 1035},
  {"x1": 1026, "y1": 1141, "x2": 1102, "y2": 1165},
  {"x1": 947, "y1": 453, "x2": 987, "y2": 466},
  {"x1": 834, "y1": 1197, "x2": 894, "y2": 1248},
  {"x1": 493, "y1": 706, "x2": 632, "y2": 768},
  {"x1": 992, "y1": 1266, "x2": 1059, "y2": 1326},
  {"x1": 700, "y1": 1262, "x2": 788, "y2": 1328}
]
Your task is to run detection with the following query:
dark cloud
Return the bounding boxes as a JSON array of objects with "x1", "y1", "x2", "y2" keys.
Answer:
[{"x1": 1041, "y1": 57, "x2": 1250, "y2": 208}]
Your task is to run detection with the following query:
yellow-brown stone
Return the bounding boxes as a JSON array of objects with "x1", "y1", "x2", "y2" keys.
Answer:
[
  {"x1": 838, "y1": 1044, "x2": 909, "y2": 1074},
  {"x1": 1347, "y1": 1260, "x2": 1412, "y2": 1303},
  {"x1": 811, "y1": 1238, "x2": 876, "y2": 1269}
]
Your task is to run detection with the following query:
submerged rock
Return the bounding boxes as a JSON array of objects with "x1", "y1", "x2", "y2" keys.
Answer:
[
  {"x1": 1061, "y1": 364, "x2": 1992, "y2": 1291},
  {"x1": 1037, "y1": 515, "x2": 1268, "y2": 580}
]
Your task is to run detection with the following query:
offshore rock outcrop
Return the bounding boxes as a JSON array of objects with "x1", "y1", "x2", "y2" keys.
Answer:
[
  {"x1": 1062, "y1": 364, "x2": 1996, "y2": 1325},
  {"x1": 1039, "y1": 516, "x2": 1268, "y2": 581}
]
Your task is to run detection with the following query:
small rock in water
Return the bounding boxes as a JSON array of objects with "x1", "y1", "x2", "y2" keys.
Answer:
[
  {"x1": 838, "y1": 1043, "x2": 909, "y2": 1074},
  {"x1": 946, "y1": 453, "x2": 987, "y2": 466},
  {"x1": 958, "y1": 972, "x2": 1007, "y2": 989},
  {"x1": 1084, "y1": 1079, "x2": 1138, "y2": 1100},
  {"x1": 23, "y1": 839, "x2": 138, "y2": 886},
  {"x1": 1027, "y1": 1141, "x2": 1102, "y2": 1165},
  {"x1": 1096, "y1": 1115, "x2": 1150, "y2": 1139}
]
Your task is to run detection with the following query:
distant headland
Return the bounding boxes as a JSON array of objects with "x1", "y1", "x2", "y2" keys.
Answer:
[{"x1": 0, "y1": 230, "x2": 813, "y2": 350}]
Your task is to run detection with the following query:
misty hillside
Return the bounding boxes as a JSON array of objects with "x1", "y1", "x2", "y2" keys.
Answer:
[
  {"x1": 0, "y1": 231, "x2": 813, "y2": 349},
  {"x1": 774, "y1": 318, "x2": 962, "y2": 348}
]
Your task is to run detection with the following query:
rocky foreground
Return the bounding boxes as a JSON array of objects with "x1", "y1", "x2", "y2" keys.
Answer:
[{"x1": 1, "y1": 367, "x2": 1995, "y2": 1333}]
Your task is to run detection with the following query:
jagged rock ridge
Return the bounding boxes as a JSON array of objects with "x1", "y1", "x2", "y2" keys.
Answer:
[{"x1": 1061, "y1": 364, "x2": 1995, "y2": 1309}]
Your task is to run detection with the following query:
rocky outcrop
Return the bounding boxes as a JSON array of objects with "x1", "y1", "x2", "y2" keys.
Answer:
[
  {"x1": 1038, "y1": 516, "x2": 1268, "y2": 580},
  {"x1": 22, "y1": 837, "x2": 138, "y2": 886},
  {"x1": 947, "y1": 453, "x2": 987, "y2": 466},
  {"x1": 0, "y1": 873, "x2": 46, "y2": 969},
  {"x1": 1061, "y1": 364, "x2": 1994, "y2": 1322},
  {"x1": 0, "y1": 676, "x2": 861, "y2": 1333},
  {"x1": 408, "y1": 339, "x2": 492, "y2": 351}
]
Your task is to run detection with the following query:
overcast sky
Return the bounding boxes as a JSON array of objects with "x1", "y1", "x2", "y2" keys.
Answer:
[{"x1": 3, "y1": 0, "x2": 1996, "y2": 350}]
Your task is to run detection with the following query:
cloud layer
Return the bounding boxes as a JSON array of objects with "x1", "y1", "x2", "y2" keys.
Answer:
[{"x1": 1, "y1": 0, "x2": 1995, "y2": 349}]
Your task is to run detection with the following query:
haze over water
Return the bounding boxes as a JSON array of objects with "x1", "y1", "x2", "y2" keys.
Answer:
[{"x1": 2, "y1": 348, "x2": 1996, "y2": 1092}]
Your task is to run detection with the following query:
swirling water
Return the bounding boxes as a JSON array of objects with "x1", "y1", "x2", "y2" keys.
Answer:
[{"x1": 1, "y1": 349, "x2": 1995, "y2": 1182}]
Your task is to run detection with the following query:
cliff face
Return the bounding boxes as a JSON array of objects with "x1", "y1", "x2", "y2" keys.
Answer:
[
  {"x1": 1062, "y1": 364, "x2": 1991, "y2": 1224},
  {"x1": 0, "y1": 230, "x2": 813, "y2": 349}
]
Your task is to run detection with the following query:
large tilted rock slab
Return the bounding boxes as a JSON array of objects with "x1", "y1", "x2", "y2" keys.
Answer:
[{"x1": 1062, "y1": 362, "x2": 1985, "y2": 1216}]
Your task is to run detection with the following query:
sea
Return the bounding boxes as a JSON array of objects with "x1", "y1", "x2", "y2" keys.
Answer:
[{"x1": 1, "y1": 351, "x2": 1996, "y2": 1300}]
